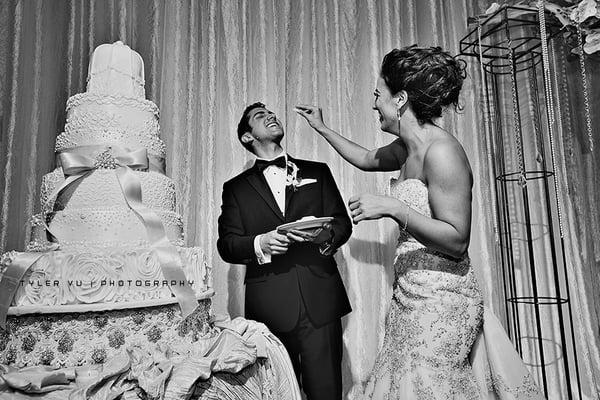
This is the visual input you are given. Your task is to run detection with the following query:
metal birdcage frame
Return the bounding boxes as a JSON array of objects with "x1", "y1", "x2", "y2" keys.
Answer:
[{"x1": 460, "y1": 5, "x2": 583, "y2": 399}]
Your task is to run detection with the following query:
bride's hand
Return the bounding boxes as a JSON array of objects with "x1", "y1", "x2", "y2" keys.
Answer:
[
  {"x1": 294, "y1": 104, "x2": 326, "y2": 132},
  {"x1": 348, "y1": 194, "x2": 398, "y2": 224}
]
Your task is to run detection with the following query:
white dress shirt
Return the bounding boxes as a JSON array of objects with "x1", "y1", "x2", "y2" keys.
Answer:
[{"x1": 253, "y1": 151, "x2": 287, "y2": 264}]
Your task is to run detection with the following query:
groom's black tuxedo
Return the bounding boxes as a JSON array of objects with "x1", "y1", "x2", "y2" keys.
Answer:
[
  {"x1": 217, "y1": 156, "x2": 352, "y2": 332},
  {"x1": 217, "y1": 155, "x2": 351, "y2": 399}
]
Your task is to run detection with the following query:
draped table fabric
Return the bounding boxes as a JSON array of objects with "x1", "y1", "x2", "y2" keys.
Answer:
[{"x1": 0, "y1": 316, "x2": 302, "y2": 399}]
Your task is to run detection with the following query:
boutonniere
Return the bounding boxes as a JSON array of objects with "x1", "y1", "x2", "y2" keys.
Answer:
[{"x1": 286, "y1": 160, "x2": 301, "y2": 191}]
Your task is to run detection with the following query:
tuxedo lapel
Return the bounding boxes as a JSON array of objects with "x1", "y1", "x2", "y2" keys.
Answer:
[{"x1": 246, "y1": 166, "x2": 285, "y2": 222}]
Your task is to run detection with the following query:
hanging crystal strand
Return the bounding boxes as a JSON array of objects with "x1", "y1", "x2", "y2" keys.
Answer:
[
  {"x1": 551, "y1": 36, "x2": 578, "y2": 232},
  {"x1": 551, "y1": 39, "x2": 575, "y2": 196},
  {"x1": 507, "y1": 44, "x2": 526, "y2": 188},
  {"x1": 538, "y1": 0, "x2": 565, "y2": 238},
  {"x1": 528, "y1": 57, "x2": 544, "y2": 165},
  {"x1": 477, "y1": 20, "x2": 500, "y2": 243},
  {"x1": 576, "y1": 24, "x2": 594, "y2": 152},
  {"x1": 550, "y1": 44, "x2": 564, "y2": 154},
  {"x1": 558, "y1": 46, "x2": 574, "y2": 162}
]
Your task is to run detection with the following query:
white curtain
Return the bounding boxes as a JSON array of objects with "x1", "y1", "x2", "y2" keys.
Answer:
[{"x1": 1, "y1": 0, "x2": 597, "y2": 398}]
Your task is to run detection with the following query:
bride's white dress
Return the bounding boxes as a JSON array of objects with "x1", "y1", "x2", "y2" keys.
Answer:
[{"x1": 364, "y1": 178, "x2": 545, "y2": 399}]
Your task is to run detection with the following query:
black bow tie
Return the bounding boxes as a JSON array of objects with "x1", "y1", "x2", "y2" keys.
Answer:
[{"x1": 255, "y1": 156, "x2": 287, "y2": 171}]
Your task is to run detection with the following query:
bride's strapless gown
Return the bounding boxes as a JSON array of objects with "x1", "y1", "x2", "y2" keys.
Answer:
[{"x1": 364, "y1": 178, "x2": 545, "y2": 400}]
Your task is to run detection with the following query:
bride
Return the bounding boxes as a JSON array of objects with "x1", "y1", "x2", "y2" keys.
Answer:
[{"x1": 296, "y1": 45, "x2": 544, "y2": 399}]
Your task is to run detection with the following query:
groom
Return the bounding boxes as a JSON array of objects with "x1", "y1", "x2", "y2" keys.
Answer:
[{"x1": 217, "y1": 102, "x2": 352, "y2": 400}]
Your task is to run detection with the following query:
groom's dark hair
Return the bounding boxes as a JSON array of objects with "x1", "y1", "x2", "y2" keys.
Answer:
[{"x1": 237, "y1": 102, "x2": 266, "y2": 153}]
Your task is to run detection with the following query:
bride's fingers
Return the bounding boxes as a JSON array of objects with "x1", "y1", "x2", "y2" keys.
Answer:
[
  {"x1": 294, "y1": 108, "x2": 312, "y2": 119},
  {"x1": 295, "y1": 105, "x2": 319, "y2": 114},
  {"x1": 295, "y1": 104, "x2": 316, "y2": 110}
]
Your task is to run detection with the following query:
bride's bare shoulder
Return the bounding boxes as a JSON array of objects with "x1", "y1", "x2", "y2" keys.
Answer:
[{"x1": 423, "y1": 136, "x2": 472, "y2": 187}]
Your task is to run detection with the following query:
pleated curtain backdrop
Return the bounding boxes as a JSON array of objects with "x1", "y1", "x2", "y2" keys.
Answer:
[{"x1": 1, "y1": 0, "x2": 598, "y2": 398}]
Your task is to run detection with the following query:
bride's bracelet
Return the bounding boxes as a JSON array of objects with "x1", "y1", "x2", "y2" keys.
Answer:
[{"x1": 402, "y1": 204, "x2": 410, "y2": 231}]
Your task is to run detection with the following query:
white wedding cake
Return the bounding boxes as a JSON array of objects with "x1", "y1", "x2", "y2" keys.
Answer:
[
  {"x1": 0, "y1": 41, "x2": 214, "y2": 368},
  {"x1": 0, "y1": 42, "x2": 301, "y2": 400}
]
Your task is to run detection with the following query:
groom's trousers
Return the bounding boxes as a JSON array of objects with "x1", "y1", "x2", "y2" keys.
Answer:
[{"x1": 274, "y1": 299, "x2": 343, "y2": 400}]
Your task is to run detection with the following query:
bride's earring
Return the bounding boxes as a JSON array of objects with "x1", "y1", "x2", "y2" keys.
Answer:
[{"x1": 396, "y1": 101, "x2": 403, "y2": 135}]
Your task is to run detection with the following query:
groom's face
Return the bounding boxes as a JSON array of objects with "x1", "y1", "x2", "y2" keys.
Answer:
[{"x1": 247, "y1": 107, "x2": 284, "y2": 145}]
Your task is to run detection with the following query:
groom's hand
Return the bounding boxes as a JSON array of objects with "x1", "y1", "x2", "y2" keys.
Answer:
[{"x1": 260, "y1": 230, "x2": 291, "y2": 256}]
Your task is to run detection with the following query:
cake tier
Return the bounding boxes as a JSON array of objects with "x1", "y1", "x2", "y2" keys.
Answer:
[
  {"x1": 0, "y1": 307, "x2": 300, "y2": 400},
  {"x1": 31, "y1": 207, "x2": 183, "y2": 247},
  {"x1": 56, "y1": 93, "x2": 165, "y2": 158},
  {"x1": 86, "y1": 41, "x2": 145, "y2": 99},
  {"x1": 40, "y1": 168, "x2": 177, "y2": 214},
  {"x1": 0, "y1": 246, "x2": 211, "y2": 310},
  {"x1": 0, "y1": 301, "x2": 214, "y2": 368}
]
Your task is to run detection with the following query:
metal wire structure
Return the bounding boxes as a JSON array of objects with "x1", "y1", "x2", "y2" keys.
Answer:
[{"x1": 460, "y1": 5, "x2": 583, "y2": 399}]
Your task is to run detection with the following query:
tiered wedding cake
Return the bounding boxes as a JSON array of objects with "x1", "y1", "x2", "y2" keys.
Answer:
[{"x1": 0, "y1": 41, "x2": 300, "y2": 400}]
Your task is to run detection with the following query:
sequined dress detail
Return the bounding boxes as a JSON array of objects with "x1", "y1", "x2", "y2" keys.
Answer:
[{"x1": 364, "y1": 178, "x2": 545, "y2": 400}]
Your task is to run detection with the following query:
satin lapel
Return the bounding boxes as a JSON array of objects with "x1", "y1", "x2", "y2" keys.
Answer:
[{"x1": 246, "y1": 166, "x2": 285, "y2": 222}]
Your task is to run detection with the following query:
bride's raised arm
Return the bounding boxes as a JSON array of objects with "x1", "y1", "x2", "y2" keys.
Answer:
[{"x1": 295, "y1": 104, "x2": 407, "y2": 172}]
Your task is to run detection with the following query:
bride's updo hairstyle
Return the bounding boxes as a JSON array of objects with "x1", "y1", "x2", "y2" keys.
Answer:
[{"x1": 380, "y1": 45, "x2": 466, "y2": 124}]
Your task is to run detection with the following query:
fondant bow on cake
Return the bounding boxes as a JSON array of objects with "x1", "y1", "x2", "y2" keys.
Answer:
[{"x1": 0, "y1": 146, "x2": 198, "y2": 329}]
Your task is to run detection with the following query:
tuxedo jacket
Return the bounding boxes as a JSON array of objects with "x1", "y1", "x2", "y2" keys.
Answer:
[{"x1": 217, "y1": 156, "x2": 352, "y2": 332}]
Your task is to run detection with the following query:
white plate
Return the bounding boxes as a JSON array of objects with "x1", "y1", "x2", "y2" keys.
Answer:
[{"x1": 277, "y1": 216, "x2": 333, "y2": 233}]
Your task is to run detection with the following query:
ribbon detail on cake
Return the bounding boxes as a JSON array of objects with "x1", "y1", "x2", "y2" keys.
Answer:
[
  {"x1": 112, "y1": 159, "x2": 199, "y2": 320},
  {"x1": 0, "y1": 246, "x2": 59, "y2": 329},
  {"x1": 41, "y1": 146, "x2": 152, "y2": 239},
  {"x1": 57, "y1": 146, "x2": 198, "y2": 318},
  {"x1": 0, "y1": 146, "x2": 197, "y2": 329}
]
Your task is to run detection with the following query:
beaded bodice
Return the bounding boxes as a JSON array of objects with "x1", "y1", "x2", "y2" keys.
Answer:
[
  {"x1": 389, "y1": 178, "x2": 472, "y2": 278},
  {"x1": 389, "y1": 178, "x2": 430, "y2": 249}
]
